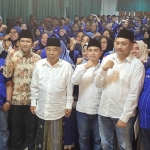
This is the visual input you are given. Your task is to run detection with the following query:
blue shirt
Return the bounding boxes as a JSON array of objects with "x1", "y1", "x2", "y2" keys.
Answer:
[
  {"x1": 111, "y1": 23, "x2": 119, "y2": 33},
  {"x1": 69, "y1": 21, "x2": 74, "y2": 27},
  {"x1": 62, "y1": 25, "x2": 70, "y2": 33},
  {"x1": 53, "y1": 26, "x2": 60, "y2": 34},
  {"x1": 135, "y1": 33, "x2": 144, "y2": 41},
  {"x1": 0, "y1": 58, "x2": 11, "y2": 107},
  {"x1": 69, "y1": 44, "x2": 82, "y2": 64},
  {"x1": 138, "y1": 68, "x2": 150, "y2": 129},
  {"x1": 103, "y1": 50, "x2": 114, "y2": 58},
  {"x1": 98, "y1": 22, "x2": 105, "y2": 34},
  {"x1": 68, "y1": 32, "x2": 77, "y2": 38},
  {"x1": 142, "y1": 18, "x2": 147, "y2": 24}
]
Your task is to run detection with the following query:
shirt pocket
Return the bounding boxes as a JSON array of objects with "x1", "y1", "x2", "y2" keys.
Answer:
[{"x1": 54, "y1": 76, "x2": 66, "y2": 90}]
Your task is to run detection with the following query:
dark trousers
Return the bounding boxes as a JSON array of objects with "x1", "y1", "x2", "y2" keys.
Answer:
[
  {"x1": 140, "y1": 128, "x2": 150, "y2": 150},
  {"x1": 10, "y1": 105, "x2": 37, "y2": 150}
]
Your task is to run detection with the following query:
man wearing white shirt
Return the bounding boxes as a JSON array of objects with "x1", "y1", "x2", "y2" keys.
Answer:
[
  {"x1": 72, "y1": 39, "x2": 102, "y2": 150},
  {"x1": 30, "y1": 37, "x2": 74, "y2": 150},
  {"x1": 94, "y1": 29, "x2": 145, "y2": 150}
]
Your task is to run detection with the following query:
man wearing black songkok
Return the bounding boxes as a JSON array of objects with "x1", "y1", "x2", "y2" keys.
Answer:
[
  {"x1": 3, "y1": 30, "x2": 41, "y2": 150},
  {"x1": 94, "y1": 29, "x2": 145, "y2": 150},
  {"x1": 30, "y1": 37, "x2": 74, "y2": 150},
  {"x1": 72, "y1": 38, "x2": 102, "y2": 150}
]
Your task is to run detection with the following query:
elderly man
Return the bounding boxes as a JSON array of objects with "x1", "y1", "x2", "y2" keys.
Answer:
[
  {"x1": 30, "y1": 37, "x2": 74, "y2": 150},
  {"x1": 3, "y1": 30, "x2": 41, "y2": 150}
]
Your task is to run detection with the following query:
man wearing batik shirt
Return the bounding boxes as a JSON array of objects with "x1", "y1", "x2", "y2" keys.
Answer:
[{"x1": 3, "y1": 30, "x2": 41, "y2": 150}]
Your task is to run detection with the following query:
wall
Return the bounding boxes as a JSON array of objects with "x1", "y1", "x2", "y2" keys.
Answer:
[
  {"x1": 119, "y1": 11, "x2": 150, "y2": 16},
  {"x1": 101, "y1": 0, "x2": 119, "y2": 15}
]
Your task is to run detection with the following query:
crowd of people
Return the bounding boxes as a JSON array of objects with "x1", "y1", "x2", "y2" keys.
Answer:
[{"x1": 0, "y1": 13, "x2": 150, "y2": 150}]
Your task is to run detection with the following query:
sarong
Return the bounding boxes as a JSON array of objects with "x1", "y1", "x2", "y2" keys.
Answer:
[{"x1": 35, "y1": 117, "x2": 63, "y2": 150}]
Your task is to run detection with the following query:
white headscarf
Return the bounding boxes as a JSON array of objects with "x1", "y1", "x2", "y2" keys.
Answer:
[{"x1": 136, "y1": 40, "x2": 148, "y2": 63}]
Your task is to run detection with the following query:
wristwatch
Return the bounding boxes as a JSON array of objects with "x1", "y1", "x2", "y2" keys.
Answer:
[{"x1": 6, "y1": 100, "x2": 11, "y2": 104}]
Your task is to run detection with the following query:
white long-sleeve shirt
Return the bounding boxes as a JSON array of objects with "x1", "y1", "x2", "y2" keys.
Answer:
[
  {"x1": 30, "y1": 59, "x2": 74, "y2": 120},
  {"x1": 72, "y1": 63, "x2": 102, "y2": 114},
  {"x1": 94, "y1": 53, "x2": 145, "y2": 123}
]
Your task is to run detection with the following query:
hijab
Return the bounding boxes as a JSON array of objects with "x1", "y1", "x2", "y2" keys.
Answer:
[
  {"x1": 10, "y1": 26, "x2": 21, "y2": 48},
  {"x1": 136, "y1": 40, "x2": 148, "y2": 63},
  {"x1": 35, "y1": 32, "x2": 48, "y2": 51},
  {"x1": 143, "y1": 30, "x2": 150, "y2": 49},
  {"x1": 100, "y1": 36, "x2": 114, "y2": 60},
  {"x1": 74, "y1": 30, "x2": 85, "y2": 51},
  {"x1": 33, "y1": 28, "x2": 43, "y2": 41},
  {"x1": 135, "y1": 27, "x2": 143, "y2": 41},
  {"x1": 103, "y1": 29, "x2": 115, "y2": 41},
  {"x1": 58, "y1": 28, "x2": 70, "y2": 46}
]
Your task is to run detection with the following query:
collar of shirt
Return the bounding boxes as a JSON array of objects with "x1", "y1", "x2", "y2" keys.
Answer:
[
  {"x1": 114, "y1": 53, "x2": 133, "y2": 63},
  {"x1": 92, "y1": 62, "x2": 100, "y2": 70},
  {"x1": 20, "y1": 49, "x2": 33, "y2": 58},
  {"x1": 42, "y1": 58, "x2": 62, "y2": 67}
]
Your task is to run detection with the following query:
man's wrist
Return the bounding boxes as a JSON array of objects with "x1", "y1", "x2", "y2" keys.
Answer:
[
  {"x1": 84, "y1": 64, "x2": 88, "y2": 69},
  {"x1": 6, "y1": 100, "x2": 11, "y2": 104},
  {"x1": 102, "y1": 67, "x2": 108, "y2": 71}
]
